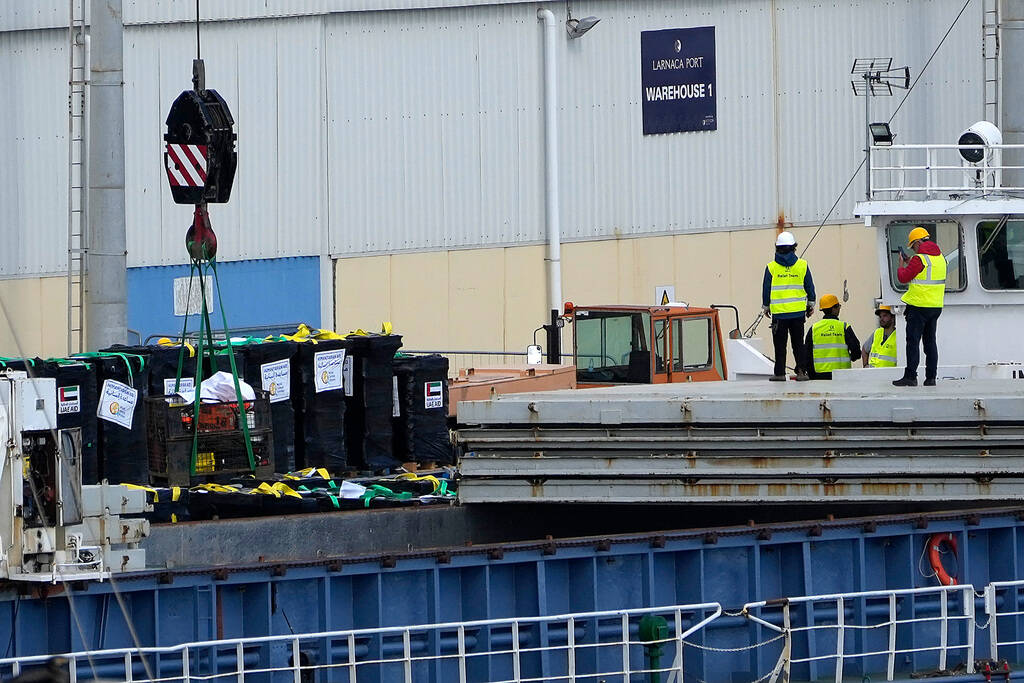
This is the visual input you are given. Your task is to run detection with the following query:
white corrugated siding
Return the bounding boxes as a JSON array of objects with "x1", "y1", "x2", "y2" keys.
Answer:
[
  {"x1": 0, "y1": 28, "x2": 69, "y2": 275},
  {"x1": 124, "y1": 17, "x2": 325, "y2": 265},
  {"x1": 0, "y1": 0, "x2": 987, "y2": 272}
]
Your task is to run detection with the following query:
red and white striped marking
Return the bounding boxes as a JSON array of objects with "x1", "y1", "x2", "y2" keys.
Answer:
[{"x1": 165, "y1": 144, "x2": 208, "y2": 187}]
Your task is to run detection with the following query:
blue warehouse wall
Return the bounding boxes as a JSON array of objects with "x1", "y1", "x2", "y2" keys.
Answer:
[{"x1": 127, "y1": 257, "x2": 320, "y2": 342}]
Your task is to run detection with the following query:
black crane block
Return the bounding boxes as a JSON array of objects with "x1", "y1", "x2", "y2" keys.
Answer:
[{"x1": 164, "y1": 89, "x2": 237, "y2": 204}]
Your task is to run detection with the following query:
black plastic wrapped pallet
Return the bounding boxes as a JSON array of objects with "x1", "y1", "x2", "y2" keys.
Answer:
[
  {"x1": 393, "y1": 355, "x2": 453, "y2": 465},
  {"x1": 93, "y1": 352, "x2": 150, "y2": 485},
  {"x1": 343, "y1": 334, "x2": 403, "y2": 471},
  {"x1": 240, "y1": 341, "x2": 298, "y2": 473},
  {"x1": 296, "y1": 339, "x2": 348, "y2": 473},
  {"x1": 103, "y1": 344, "x2": 246, "y2": 397},
  {"x1": 0, "y1": 358, "x2": 100, "y2": 483}
]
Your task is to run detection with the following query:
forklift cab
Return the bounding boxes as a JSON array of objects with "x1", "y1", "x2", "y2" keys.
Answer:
[{"x1": 570, "y1": 305, "x2": 728, "y2": 387}]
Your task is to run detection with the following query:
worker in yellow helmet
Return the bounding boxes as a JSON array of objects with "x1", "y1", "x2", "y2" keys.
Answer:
[
  {"x1": 861, "y1": 305, "x2": 897, "y2": 368},
  {"x1": 804, "y1": 294, "x2": 861, "y2": 380},
  {"x1": 893, "y1": 226, "x2": 945, "y2": 387},
  {"x1": 762, "y1": 231, "x2": 815, "y2": 381}
]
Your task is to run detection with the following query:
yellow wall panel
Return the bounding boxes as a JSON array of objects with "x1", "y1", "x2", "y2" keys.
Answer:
[
  {"x1": 448, "y1": 248, "x2": 505, "y2": 351},
  {"x1": 503, "y1": 246, "x2": 546, "y2": 352},
  {"x1": 562, "y1": 240, "x2": 619, "y2": 306},
  {"x1": 335, "y1": 256, "x2": 391, "y2": 333},
  {"x1": 672, "y1": 232, "x2": 729, "y2": 307},
  {"x1": 390, "y1": 251, "x2": 449, "y2": 350},
  {"x1": 0, "y1": 277, "x2": 69, "y2": 359}
]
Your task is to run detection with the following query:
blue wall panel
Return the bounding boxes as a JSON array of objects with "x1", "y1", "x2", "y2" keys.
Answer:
[
  {"x1": 9, "y1": 512, "x2": 1024, "y2": 680},
  {"x1": 127, "y1": 257, "x2": 320, "y2": 342}
]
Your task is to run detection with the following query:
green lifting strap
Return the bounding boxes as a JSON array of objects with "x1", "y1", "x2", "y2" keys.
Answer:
[
  {"x1": 210, "y1": 258, "x2": 256, "y2": 471},
  {"x1": 179, "y1": 253, "x2": 256, "y2": 476},
  {"x1": 72, "y1": 351, "x2": 145, "y2": 387}
]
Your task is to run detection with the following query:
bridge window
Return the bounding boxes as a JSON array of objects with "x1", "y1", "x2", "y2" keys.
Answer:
[
  {"x1": 574, "y1": 311, "x2": 651, "y2": 383},
  {"x1": 885, "y1": 221, "x2": 965, "y2": 293},
  {"x1": 977, "y1": 219, "x2": 1024, "y2": 290},
  {"x1": 672, "y1": 317, "x2": 712, "y2": 371}
]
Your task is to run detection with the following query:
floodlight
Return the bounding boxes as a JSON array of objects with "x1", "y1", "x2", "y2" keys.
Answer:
[
  {"x1": 958, "y1": 121, "x2": 1002, "y2": 163},
  {"x1": 869, "y1": 122, "x2": 894, "y2": 146},
  {"x1": 566, "y1": 16, "x2": 600, "y2": 38}
]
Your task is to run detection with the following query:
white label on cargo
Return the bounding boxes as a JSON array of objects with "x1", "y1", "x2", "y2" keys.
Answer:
[
  {"x1": 261, "y1": 359, "x2": 291, "y2": 403},
  {"x1": 58, "y1": 385, "x2": 81, "y2": 415},
  {"x1": 424, "y1": 380, "x2": 443, "y2": 409},
  {"x1": 343, "y1": 356, "x2": 354, "y2": 397},
  {"x1": 163, "y1": 377, "x2": 195, "y2": 396},
  {"x1": 392, "y1": 375, "x2": 401, "y2": 417},
  {"x1": 173, "y1": 276, "x2": 215, "y2": 316},
  {"x1": 97, "y1": 379, "x2": 138, "y2": 429},
  {"x1": 314, "y1": 349, "x2": 345, "y2": 393}
]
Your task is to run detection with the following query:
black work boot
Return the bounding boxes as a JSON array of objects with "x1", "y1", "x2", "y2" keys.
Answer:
[
  {"x1": 923, "y1": 377, "x2": 936, "y2": 386},
  {"x1": 892, "y1": 376, "x2": 917, "y2": 387}
]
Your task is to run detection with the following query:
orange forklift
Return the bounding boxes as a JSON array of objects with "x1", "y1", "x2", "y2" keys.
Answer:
[{"x1": 566, "y1": 302, "x2": 730, "y2": 386}]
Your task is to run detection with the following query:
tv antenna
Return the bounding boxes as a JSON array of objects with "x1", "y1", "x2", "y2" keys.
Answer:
[{"x1": 851, "y1": 58, "x2": 910, "y2": 198}]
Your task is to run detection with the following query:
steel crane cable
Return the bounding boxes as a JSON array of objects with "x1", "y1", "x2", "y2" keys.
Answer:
[{"x1": 799, "y1": 0, "x2": 974, "y2": 259}]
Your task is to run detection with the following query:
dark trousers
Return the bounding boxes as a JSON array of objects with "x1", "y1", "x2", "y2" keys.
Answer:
[
  {"x1": 771, "y1": 316, "x2": 806, "y2": 376},
  {"x1": 903, "y1": 305, "x2": 942, "y2": 380}
]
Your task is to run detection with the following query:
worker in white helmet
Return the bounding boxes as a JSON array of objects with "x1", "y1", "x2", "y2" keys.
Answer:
[{"x1": 761, "y1": 231, "x2": 815, "y2": 381}]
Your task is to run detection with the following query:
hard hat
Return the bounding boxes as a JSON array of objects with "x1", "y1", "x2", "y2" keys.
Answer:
[
  {"x1": 775, "y1": 231, "x2": 797, "y2": 247},
  {"x1": 907, "y1": 226, "x2": 930, "y2": 246},
  {"x1": 875, "y1": 304, "x2": 893, "y2": 315},
  {"x1": 820, "y1": 293, "x2": 840, "y2": 309}
]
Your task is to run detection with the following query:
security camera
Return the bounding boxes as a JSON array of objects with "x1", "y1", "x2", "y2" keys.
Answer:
[
  {"x1": 566, "y1": 16, "x2": 600, "y2": 39},
  {"x1": 958, "y1": 121, "x2": 1002, "y2": 163}
]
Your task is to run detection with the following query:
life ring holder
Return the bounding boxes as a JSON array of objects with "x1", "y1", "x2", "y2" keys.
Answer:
[{"x1": 927, "y1": 533, "x2": 958, "y2": 586}]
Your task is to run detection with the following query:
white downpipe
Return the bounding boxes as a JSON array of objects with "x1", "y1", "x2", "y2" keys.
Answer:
[{"x1": 538, "y1": 8, "x2": 562, "y2": 316}]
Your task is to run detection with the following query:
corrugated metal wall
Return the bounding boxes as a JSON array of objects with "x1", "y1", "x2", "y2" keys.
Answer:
[{"x1": 0, "y1": 0, "x2": 983, "y2": 274}]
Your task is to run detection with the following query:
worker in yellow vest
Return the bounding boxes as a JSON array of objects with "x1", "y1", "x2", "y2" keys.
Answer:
[
  {"x1": 761, "y1": 231, "x2": 815, "y2": 382},
  {"x1": 893, "y1": 227, "x2": 946, "y2": 387},
  {"x1": 804, "y1": 294, "x2": 861, "y2": 380},
  {"x1": 861, "y1": 305, "x2": 897, "y2": 368}
]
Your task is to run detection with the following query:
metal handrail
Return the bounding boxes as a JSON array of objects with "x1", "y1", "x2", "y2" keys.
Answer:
[
  {"x1": 868, "y1": 143, "x2": 1024, "y2": 199},
  {"x1": 0, "y1": 602, "x2": 722, "y2": 683},
  {"x1": 744, "y1": 584, "x2": 976, "y2": 682}
]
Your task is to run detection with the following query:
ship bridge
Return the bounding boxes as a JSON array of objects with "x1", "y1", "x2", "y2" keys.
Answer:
[{"x1": 857, "y1": 137, "x2": 1024, "y2": 369}]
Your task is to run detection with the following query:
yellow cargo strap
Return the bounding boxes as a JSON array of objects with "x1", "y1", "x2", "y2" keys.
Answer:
[
  {"x1": 156, "y1": 339, "x2": 196, "y2": 357},
  {"x1": 253, "y1": 482, "x2": 303, "y2": 499},
  {"x1": 381, "y1": 321, "x2": 393, "y2": 335},
  {"x1": 193, "y1": 483, "x2": 239, "y2": 493},
  {"x1": 396, "y1": 472, "x2": 441, "y2": 493},
  {"x1": 285, "y1": 466, "x2": 333, "y2": 480}
]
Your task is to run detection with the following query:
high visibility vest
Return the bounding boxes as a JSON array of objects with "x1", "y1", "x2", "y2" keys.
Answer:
[
  {"x1": 767, "y1": 259, "x2": 808, "y2": 315},
  {"x1": 901, "y1": 253, "x2": 946, "y2": 308},
  {"x1": 868, "y1": 327, "x2": 898, "y2": 368},
  {"x1": 811, "y1": 318, "x2": 851, "y2": 373}
]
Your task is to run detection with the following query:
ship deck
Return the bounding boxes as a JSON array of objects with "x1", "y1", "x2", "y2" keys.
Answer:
[{"x1": 456, "y1": 377, "x2": 1024, "y2": 504}]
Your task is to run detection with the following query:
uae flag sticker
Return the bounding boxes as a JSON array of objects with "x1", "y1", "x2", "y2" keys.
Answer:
[
  {"x1": 58, "y1": 385, "x2": 81, "y2": 414},
  {"x1": 424, "y1": 380, "x2": 443, "y2": 409}
]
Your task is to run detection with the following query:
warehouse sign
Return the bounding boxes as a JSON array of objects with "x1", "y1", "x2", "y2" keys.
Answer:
[{"x1": 641, "y1": 26, "x2": 717, "y2": 135}]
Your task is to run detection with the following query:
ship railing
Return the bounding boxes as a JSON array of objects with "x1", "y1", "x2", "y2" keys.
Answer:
[
  {"x1": 743, "y1": 584, "x2": 976, "y2": 683},
  {"x1": 983, "y1": 579, "x2": 1024, "y2": 663},
  {"x1": 868, "y1": 143, "x2": 1024, "y2": 200},
  {"x1": 404, "y1": 349, "x2": 580, "y2": 376},
  {"x1": 0, "y1": 602, "x2": 722, "y2": 683}
]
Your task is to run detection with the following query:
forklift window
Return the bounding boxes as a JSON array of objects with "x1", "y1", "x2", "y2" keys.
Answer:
[
  {"x1": 885, "y1": 220, "x2": 965, "y2": 293},
  {"x1": 672, "y1": 317, "x2": 712, "y2": 371},
  {"x1": 575, "y1": 311, "x2": 651, "y2": 383},
  {"x1": 977, "y1": 219, "x2": 1024, "y2": 290}
]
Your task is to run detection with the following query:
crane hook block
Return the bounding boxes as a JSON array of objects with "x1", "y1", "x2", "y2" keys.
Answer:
[{"x1": 163, "y1": 89, "x2": 237, "y2": 204}]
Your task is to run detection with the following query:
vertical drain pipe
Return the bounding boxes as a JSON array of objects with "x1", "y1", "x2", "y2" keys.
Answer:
[
  {"x1": 87, "y1": 0, "x2": 128, "y2": 349},
  {"x1": 538, "y1": 8, "x2": 562, "y2": 362}
]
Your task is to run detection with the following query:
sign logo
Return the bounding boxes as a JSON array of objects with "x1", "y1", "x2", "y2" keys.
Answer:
[
  {"x1": 424, "y1": 381, "x2": 444, "y2": 409},
  {"x1": 674, "y1": 39, "x2": 681, "y2": 53},
  {"x1": 269, "y1": 382, "x2": 278, "y2": 396},
  {"x1": 58, "y1": 385, "x2": 81, "y2": 415},
  {"x1": 109, "y1": 402, "x2": 120, "y2": 415}
]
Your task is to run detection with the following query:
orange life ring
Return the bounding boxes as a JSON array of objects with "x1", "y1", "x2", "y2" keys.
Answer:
[{"x1": 928, "y1": 533, "x2": 958, "y2": 586}]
